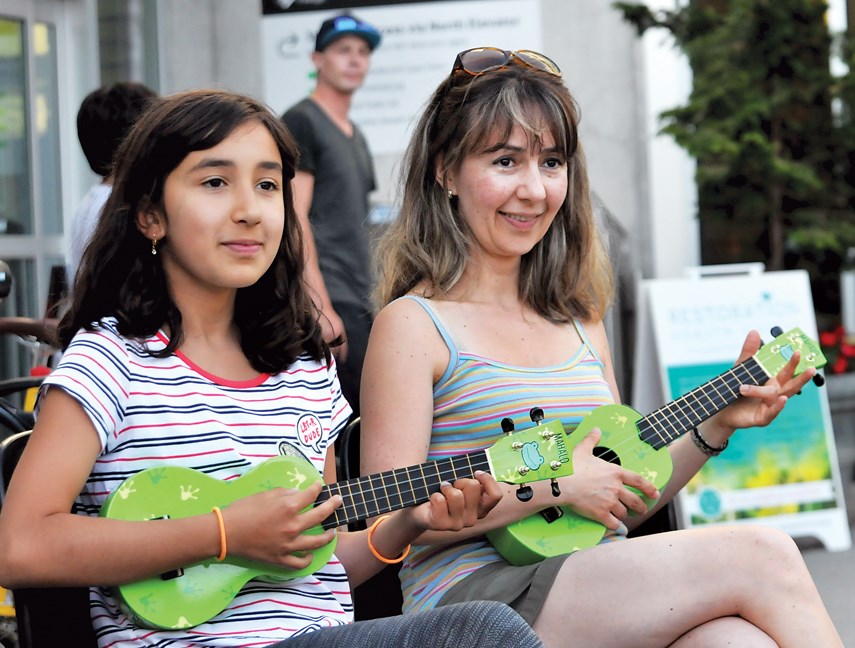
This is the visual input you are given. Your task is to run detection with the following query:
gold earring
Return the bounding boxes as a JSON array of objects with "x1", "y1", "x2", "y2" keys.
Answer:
[{"x1": 151, "y1": 238, "x2": 158, "y2": 256}]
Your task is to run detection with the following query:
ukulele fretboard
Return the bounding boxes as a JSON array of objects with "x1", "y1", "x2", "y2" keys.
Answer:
[
  {"x1": 316, "y1": 451, "x2": 492, "y2": 529},
  {"x1": 637, "y1": 356, "x2": 769, "y2": 450}
]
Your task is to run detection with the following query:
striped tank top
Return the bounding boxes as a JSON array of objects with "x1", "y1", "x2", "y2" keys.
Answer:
[{"x1": 398, "y1": 295, "x2": 616, "y2": 613}]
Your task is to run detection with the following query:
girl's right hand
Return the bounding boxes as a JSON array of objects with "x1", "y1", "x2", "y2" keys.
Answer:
[
  {"x1": 561, "y1": 428, "x2": 660, "y2": 532},
  {"x1": 221, "y1": 482, "x2": 341, "y2": 569}
]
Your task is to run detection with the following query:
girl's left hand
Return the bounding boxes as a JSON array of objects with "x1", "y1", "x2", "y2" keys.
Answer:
[
  {"x1": 405, "y1": 471, "x2": 503, "y2": 532},
  {"x1": 706, "y1": 330, "x2": 816, "y2": 440}
]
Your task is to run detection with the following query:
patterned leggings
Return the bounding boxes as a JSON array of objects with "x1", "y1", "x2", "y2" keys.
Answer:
[{"x1": 271, "y1": 601, "x2": 543, "y2": 648}]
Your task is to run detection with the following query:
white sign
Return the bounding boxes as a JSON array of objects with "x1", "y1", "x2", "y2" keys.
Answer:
[
  {"x1": 261, "y1": 0, "x2": 542, "y2": 155},
  {"x1": 633, "y1": 268, "x2": 851, "y2": 551}
]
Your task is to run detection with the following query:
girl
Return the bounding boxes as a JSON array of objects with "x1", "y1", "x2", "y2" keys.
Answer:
[
  {"x1": 360, "y1": 48, "x2": 842, "y2": 647},
  {"x1": 0, "y1": 89, "x2": 544, "y2": 648}
]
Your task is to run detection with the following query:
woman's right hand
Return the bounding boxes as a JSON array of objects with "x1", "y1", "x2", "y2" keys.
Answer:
[
  {"x1": 561, "y1": 428, "x2": 660, "y2": 532},
  {"x1": 222, "y1": 482, "x2": 341, "y2": 569},
  {"x1": 403, "y1": 471, "x2": 504, "y2": 533}
]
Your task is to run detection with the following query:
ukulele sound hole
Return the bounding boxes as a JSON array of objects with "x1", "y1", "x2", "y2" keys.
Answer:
[
  {"x1": 593, "y1": 446, "x2": 620, "y2": 466},
  {"x1": 540, "y1": 506, "x2": 563, "y2": 524},
  {"x1": 161, "y1": 567, "x2": 184, "y2": 581},
  {"x1": 151, "y1": 514, "x2": 185, "y2": 580}
]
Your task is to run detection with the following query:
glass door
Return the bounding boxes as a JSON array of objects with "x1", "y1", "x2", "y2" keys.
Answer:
[{"x1": 0, "y1": 0, "x2": 75, "y2": 380}]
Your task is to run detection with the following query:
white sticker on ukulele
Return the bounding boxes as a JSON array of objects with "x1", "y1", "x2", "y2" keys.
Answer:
[{"x1": 295, "y1": 413, "x2": 324, "y2": 455}]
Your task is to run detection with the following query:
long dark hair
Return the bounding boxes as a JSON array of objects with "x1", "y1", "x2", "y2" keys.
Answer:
[{"x1": 61, "y1": 89, "x2": 328, "y2": 372}]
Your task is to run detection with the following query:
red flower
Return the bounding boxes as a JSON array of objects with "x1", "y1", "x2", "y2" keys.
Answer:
[{"x1": 820, "y1": 325, "x2": 855, "y2": 374}]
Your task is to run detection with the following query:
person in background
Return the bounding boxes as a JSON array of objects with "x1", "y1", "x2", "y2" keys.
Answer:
[
  {"x1": 67, "y1": 81, "x2": 158, "y2": 287},
  {"x1": 360, "y1": 47, "x2": 843, "y2": 647},
  {"x1": 282, "y1": 13, "x2": 380, "y2": 415},
  {"x1": 0, "y1": 88, "x2": 544, "y2": 648}
]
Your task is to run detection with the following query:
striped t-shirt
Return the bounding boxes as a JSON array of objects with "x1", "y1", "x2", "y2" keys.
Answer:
[
  {"x1": 40, "y1": 318, "x2": 352, "y2": 647},
  {"x1": 398, "y1": 296, "x2": 615, "y2": 613}
]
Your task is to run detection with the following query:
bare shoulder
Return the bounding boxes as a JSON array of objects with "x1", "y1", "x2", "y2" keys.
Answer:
[
  {"x1": 362, "y1": 297, "x2": 446, "y2": 464},
  {"x1": 580, "y1": 318, "x2": 610, "y2": 351},
  {"x1": 372, "y1": 296, "x2": 441, "y2": 343},
  {"x1": 367, "y1": 296, "x2": 450, "y2": 382},
  {"x1": 578, "y1": 317, "x2": 621, "y2": 400}
]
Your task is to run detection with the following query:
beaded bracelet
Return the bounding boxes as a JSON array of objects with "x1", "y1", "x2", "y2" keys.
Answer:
[
  {"x1": 212, "y1": 506, "x2": 227, "y2": 561},
  {"x1": 367, "y1": 515, "x2": 411, "y2": 564},
  {"x1": 691, "y1": 426, "x2": 729, "y2": 457}
]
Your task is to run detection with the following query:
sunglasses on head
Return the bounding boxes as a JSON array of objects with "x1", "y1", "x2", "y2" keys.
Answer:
[{"x1": 451, "y1": 47, "x2": 561, "y2": 77}]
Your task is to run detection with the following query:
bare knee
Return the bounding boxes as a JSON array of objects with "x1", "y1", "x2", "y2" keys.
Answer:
[
  {"x1": 724, "y1": 526, "x2": 815, "y2": 600},
  {"x1": 737, "y1": 526, "x2": 804, "y2": 573},
  {"x1": 669, "y1": 616, "x2": 779, "y2": 647}
]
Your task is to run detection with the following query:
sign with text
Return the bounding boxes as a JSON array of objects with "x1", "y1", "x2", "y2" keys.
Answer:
[
  {"x1": 633, "y1": 267, "x2": 851, "y2": 551},
  {"x1": 261, "y1": 0, "x2": 542, "y2": 155}
]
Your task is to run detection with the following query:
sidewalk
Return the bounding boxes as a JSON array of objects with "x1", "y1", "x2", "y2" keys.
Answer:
[{"x1": 800, "y1": 473, "x2": 855, "y2": 645}]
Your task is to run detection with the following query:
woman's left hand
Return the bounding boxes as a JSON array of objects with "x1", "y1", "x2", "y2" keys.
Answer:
[
  {"x1": 705, "y1": 330, "x2": 816, "y2": 441},
  {"x1": 406, "y1": 471, "x2": 503, "y2": 532}
]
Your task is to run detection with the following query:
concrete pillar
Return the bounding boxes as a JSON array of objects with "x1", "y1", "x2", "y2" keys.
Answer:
[{"x1": 156, "y1": 0, "x2": 264, "y2": 97}]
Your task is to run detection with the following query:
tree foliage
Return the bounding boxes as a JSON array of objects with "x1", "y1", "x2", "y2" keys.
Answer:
[{"x1": 615, "y1": 0, "x2": 855, "y2": 314}]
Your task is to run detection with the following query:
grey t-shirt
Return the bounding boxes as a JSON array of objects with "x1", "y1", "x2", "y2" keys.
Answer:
[{"x1": 282, "y1": 98, "x2": 376, "y2": 307}]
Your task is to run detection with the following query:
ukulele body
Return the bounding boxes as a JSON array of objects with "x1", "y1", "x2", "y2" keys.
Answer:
[
  {"x1": 487, "y1": 403, "x2": 673, "y2": 564},
  {"x1": 101, "y1": 455, "x2": 333, "y2": 629}
]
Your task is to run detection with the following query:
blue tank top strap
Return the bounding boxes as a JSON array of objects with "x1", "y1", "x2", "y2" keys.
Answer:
[
  {"x1": 396, "y1": 296, "x2": 461, "y2": 385},
  {"x1": 572, "y1": 318, "x2": 602, "y2": 363}
]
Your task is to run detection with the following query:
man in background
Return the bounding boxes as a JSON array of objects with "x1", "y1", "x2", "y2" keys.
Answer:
[{"x1": 282, "y1": 14, "x2": 381, "y2": 415}]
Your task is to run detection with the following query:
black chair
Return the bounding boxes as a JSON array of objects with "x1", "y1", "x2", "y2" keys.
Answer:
[
  {"x1": 0, "y1": 431, "x2": 98, "y2": 648},
  {"x1": 0, "y1": 316, "x2": 60, "y2": 439},
  {"x1": 629, "y1": 499, "x2": 678, "y2": 537},
  {"x1": 0, "y1": 378, "x2": 42, "y2": 438},
  {"x1": 338, "y1": 415, "x2": 361, "y2": 483},
  {"x1": 0, "y1": 431, "x2": 31, "y2": 505},
  {"x1": 337, "y1": 417, "x2": 405, "y2": 621}
]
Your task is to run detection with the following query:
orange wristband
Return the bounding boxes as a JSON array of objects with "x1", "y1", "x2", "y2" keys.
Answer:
[
  {"x1": 212, "y1": 506, "x2": 227, "y2": 561},
  {"x1": 367, "y1": 515, "x2": 411, "y2": 565}
]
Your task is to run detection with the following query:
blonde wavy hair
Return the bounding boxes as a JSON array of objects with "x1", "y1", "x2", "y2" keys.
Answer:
[{"x1": 375, "y1": 63, "x2": 614, "y2": 323}]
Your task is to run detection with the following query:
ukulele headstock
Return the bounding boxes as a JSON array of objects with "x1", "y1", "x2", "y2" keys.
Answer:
[
  {"x1": 485, "y1": 416, "x2": 573, "y2": 487},
  {"x1": 754, "y1": 326, "x2": 827, "y2": 381}
]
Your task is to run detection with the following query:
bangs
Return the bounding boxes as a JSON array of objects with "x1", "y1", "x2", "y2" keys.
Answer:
[
  {"x1": 151, "y1": 92, "x2": 290, "y2": 162},
  {"x1": 128, "y1": 93, "x2": 298, "y2": 206},
  {"x1": 459, "y1": 79, "x2": 577, "y2": 158}
]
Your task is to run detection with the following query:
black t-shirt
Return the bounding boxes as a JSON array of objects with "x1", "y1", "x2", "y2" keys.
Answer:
[{"x1": 282, "y1": 98, "x2": 377, "y2": 307}]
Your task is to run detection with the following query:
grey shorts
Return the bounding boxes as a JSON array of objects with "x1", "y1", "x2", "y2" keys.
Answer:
[{"x1": 436, "y1": 554, "x2": 569, "y2": 625}]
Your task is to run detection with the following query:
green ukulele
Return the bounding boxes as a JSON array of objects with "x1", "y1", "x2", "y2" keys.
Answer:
[
  {"x1": 487, "y1": 326, "x2": 827, "y2": 565},
  {"x1": 101, "y1": 416, "x2": 574, "y2": 629}
]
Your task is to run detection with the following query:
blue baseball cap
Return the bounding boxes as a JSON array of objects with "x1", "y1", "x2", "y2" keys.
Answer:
[{"x1": 315, "y1": 14, "x2": 381, "y2": 52}]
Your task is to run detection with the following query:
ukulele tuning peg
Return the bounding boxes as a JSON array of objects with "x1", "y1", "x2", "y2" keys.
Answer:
[
  {"x1": 529, "y1": 407, "x2": 544, "y2": 423},
  {"x1": 516, "y1": 485, "x2": 534, "y2": 502},
  {"x1": 550, "y1": 479, "x2": 561, "y2": 497},
  {"x1": 501, "y1": 417, "x2": 515, "y2": 435},
  {"x1": 812, "y1": 373, "x2": 826, "y2": 387},
  {"x1": 770, "y1": 326, "x2": 784, "y2": 337}
]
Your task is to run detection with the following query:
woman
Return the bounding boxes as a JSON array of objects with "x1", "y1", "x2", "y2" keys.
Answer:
[{"x1": 360, "y1": 48, "x2": 841, "y2": 647}]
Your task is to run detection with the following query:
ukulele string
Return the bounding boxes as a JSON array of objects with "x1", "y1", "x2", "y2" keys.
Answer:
[
  {"x1": 575, "y1": 360, "x2": 764, "y2": 467},
  {"x1": 325, "y1": 453, "x2": 491, "y2": 524},
  {"x1": 324, "y1": 361, "x2": 748, "y2": 523},
  {"x1": 323, "y1": 357, "x2": 771, "y2": 525},
  {"x1": 639, "y1": 362, "x2": 764, "y2": 448}
]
